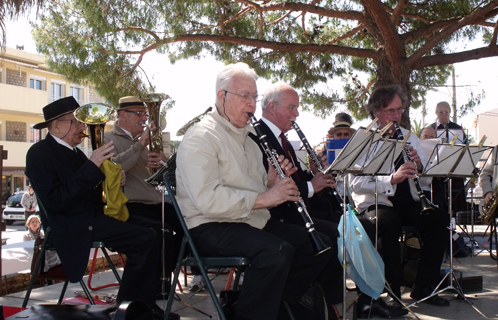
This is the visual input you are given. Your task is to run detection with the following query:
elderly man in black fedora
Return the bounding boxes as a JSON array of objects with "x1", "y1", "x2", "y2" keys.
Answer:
[{"x1": 25, "y1": 96, "x2": 179, "y2": 319}]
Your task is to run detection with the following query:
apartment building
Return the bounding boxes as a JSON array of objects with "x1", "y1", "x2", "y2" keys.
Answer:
[{"x1": 0, "y1": 47, "x2": 170, "y2": 204}]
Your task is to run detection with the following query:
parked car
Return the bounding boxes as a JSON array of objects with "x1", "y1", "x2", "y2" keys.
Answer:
[{"x1": 2, "y1": 191, "x2": 26, "y2": 225}]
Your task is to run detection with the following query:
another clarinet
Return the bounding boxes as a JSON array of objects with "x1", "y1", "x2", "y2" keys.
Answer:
[
  {"x1": 292, "y1": 121, "x2": 344, "y2": 207},
  {"x1": 248, "y1": 113, "x2": 331, "y2": 255},
  {"x1": 393, "y1": 122, "x2": 433, "y2": 215}
]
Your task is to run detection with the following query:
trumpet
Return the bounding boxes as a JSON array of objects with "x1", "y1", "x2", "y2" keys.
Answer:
[
  {"x1": 291, "y1": 121, "x2": 344, "y2": 207},
  {"x1": 248, "y1": 113, "x2": 331, "y2": 255},
  {"x1": 393, "y1": 122, "x2": 433, "y2": 215}
]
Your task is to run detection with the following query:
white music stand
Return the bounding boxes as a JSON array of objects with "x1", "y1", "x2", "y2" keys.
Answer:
[
  {"x1": 410, "y1": 142, "x2": 493, "y2": 318},
  {"x1": 326, "y1": 125, "x2": 416, "y2": 319}
]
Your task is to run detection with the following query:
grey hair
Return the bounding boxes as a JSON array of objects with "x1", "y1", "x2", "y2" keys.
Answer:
[
  {"x1": 260, "y1": 82, "x2": 295, "y2": 112},
  {"x1": 215, "y1": 62, "x2": 258, "y2": 95},
  {"x1": 365, "y1": 85, "x2": 407, "y2": 119},
  {"x1": 436, "y1": 101, "x2": 451, "y2": 113}
]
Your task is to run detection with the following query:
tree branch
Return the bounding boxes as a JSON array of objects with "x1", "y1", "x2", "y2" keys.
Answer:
[
  {"x1": 492, "y1": 20, "x2": 498, "y2": 45},
  {"x1": 412, "y1": 45, "x2": 498, "y2": 69},
  {"x1": 214, "y1": 0, "x2": 225, "y2": 36},
  {"x1": 390, "y1": 0, "x2": 408, "y2": 26},
  {"x1": 407, "y1": 0, "x2": 498, "y2": 67},
  {"x1": 114, "y1": 34, "x2": 378, "y2": 59},
  {"x1": 326, "y1": 25, "x2": 363, "y2": 45},
  {"x1": 361, "y1": 0, "x2": 404, "y2": 77}
]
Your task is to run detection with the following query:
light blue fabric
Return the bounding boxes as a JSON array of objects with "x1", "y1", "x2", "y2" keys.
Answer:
[{"x1": 338, "y1": 204, "x2": 385, "y2": 299}]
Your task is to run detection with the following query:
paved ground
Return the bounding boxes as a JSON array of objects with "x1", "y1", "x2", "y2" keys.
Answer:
[{"x1": 0, "y1": 228, "x2": 497, "y2": 320}]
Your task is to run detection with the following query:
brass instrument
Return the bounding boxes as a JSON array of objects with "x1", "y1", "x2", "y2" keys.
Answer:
[
  {"x1": 74, "y1": 103, "x2": 115, "y2": 149},
  {"x1": 141, "y1": 92, "x2": 169, "y2": 174},
  {"x1": 480, "y1": 185, "x2": 498, "y2": 224},
  {"x1": 393, "y1": 122, "x2": 434, "y2": 215},
  {"x1": 248, "y1": 113, "x2": 331, "y2": 255}
]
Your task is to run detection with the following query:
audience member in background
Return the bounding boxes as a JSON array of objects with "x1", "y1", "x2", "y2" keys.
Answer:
[
  {"x1": 21, "y1": 185, "x2": 38, "y2": 229},
  {"x1": 23, "y1": 214, "x2": 44, "y2": 241}
]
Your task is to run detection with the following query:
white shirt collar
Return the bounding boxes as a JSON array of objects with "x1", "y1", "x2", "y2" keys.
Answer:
[
  {"x1": 261, "y1": 117, "x2": 284, "y2": 147},
  {"x1": 120, "y1": 127, "x2": 136, "y2": 140},
  {"x1": 50, "y1": 133, "x2": 75, "y2": 150}
]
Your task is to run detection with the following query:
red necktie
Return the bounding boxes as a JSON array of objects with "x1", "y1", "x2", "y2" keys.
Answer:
[{"x1": 279, "y1": 132, "x2": 301, "y2": 182}]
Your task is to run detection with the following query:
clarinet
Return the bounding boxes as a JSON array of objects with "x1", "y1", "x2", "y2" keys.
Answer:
[
  {"x1": 291, "y1": 121, "x2": 344, "y2": 207},
  {"x1": 393, "y1": 122, "x2": 434, "y2": 215},
  {"x1": 248, "y1": 113, "x2": 331, "y2": 255}
]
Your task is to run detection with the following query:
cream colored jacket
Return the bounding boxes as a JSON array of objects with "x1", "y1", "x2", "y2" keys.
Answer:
[{"x1": 176, "y1": 108, "x2": 270, "y2": 230}]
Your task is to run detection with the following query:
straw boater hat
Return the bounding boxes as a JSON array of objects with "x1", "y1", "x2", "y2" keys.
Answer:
[
  {"x1": 118, "y1": 96, "x2": 145, "y2": 109},
  {"x1": 33, "y1": 96, "x2": 80, "y2": 129},
  {"x1": 328, "y1": 121, "x2": 356, "y2": 136}
]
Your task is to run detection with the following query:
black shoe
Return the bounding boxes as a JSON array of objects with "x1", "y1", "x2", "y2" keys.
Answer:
[
  {"x1": 356, "y1": 298, "x2": 408, "y2": 319},
  {"x1": 410, "y1": 285, "x2": 450, "y2": 307},
  {"x1": 151, "y1": 305, "x2": 180, "y2": 320},
  {"x1": 294, "y1": 283, "x2": 328, "y2": 320}
]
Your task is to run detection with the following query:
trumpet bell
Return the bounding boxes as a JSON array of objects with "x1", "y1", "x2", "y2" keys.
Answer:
[{"x1": 74, "y1": 103, "x2": 115, "y2": 150}]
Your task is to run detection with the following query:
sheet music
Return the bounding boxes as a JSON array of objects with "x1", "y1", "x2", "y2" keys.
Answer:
[
  {"x1": 436, "y1": 128, "x2": 465, "y2": 143},
  {"x1": 327, "y1": 127, "x2": 377, "y2": 172},
  {"x1": 361, "y1": 138, "x2": 404, "y2": 175},
  {"x1": 419, "y1": 138, "x2": 442, "y2": 168},
  {"x1": 424, "y1": 144, "x2": 466, "y2": 176}
]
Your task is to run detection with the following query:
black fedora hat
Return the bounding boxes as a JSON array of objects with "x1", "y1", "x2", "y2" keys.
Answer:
[{"x1": 33, "y1": 96, "x2": 80, "y2": 129}]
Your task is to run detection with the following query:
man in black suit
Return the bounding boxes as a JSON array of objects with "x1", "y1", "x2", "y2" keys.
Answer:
[
  {"x1": 255, "y1": 83, "x2": 407, "y2": 318},
  {"x1": 429, "y1": 101, "x2": 467, "y2": 214},
  {"x1": 25, "y1": 97, "x2": 177, "y2": 319}
]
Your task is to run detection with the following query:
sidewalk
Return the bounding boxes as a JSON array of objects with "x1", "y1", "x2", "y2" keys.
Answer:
[{"x1": 0, "y1": 235, "x2": 497, "y2": 319}]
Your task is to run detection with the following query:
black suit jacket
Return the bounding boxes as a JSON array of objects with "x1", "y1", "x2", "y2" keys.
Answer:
[
  {"x1": 251, "y1": 120, "x2": 316, "y2": 222},
  {"x1": 25, "y1": 134, "x2": 105, "y2": 282},
  {"x1": 429, "y1": 121, "x2": 467, "y2": 143}
]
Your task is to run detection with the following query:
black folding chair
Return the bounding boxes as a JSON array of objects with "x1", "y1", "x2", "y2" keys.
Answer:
[
  {"x1": 22, "y1": 195, "x2": 121, "y2": 308},
  {"x1": 162, "y1": 174, "x2": 251, "y2": 320}
]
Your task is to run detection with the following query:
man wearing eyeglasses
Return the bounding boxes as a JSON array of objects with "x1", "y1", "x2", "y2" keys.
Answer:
[
  {"x1": 104, "y1": 96, "x2": 181, "y2": 301},
  {"x1": 176, "y1": 63, "x2": 336, "y2": 320},
  {"x1": 429, "y1": 101, "x2": 467, "y2": 143},
  {"x1": 350, "y1": 85, "x2": 450, "y2": 310}
]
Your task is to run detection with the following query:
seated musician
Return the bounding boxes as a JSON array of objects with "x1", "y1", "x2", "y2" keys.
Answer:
[
  {"x1": 256, "y1": 83, "x2": 405, "y2": 318},
  {"x1": 104, "y1": 96, "x2": 182, "y2": 295},
  {"x1": 175, "y1": 62, "x2": 334, "y2": 320},
  {"x1": 350, "y1": 85, "x2": 450, "y2": 307},
  {"x1": 25, "y1": 97, "x2": 179, "y2": 319},
  {"x1": 479, "y1": 147, "x2": 497, "y2": 217}
]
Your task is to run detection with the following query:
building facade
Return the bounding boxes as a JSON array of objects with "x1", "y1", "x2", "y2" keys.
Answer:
[{"x1": 0, "y1": 47, "x2": 170, "y2": 204}]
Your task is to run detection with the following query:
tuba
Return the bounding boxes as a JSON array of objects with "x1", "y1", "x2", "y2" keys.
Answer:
[
  {"x1": 141, "y1": 93, "x2": 169, "y2": 175},
  {"x1": 74, "y1": 103, "x2": 115, "y2": 149}
]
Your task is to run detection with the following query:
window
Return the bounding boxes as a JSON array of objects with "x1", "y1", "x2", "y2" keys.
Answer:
[
  {"x1": 29, "y1": 75, "x2": 46, "y2": 90},
  {"x1": 51, "y1": 83, "x2": 65, "y2": 101},
  {"x1": 30, "y1": 124, "x2": 42, "y2": 143},
  {"x1": 70, "y1": 86, "x2": 83, "y2": 104}
]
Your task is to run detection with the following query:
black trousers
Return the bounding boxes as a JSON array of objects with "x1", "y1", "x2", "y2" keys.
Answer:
[
  {"x1": 92, "y1": 214, "x2": 162, "y2": 307},
  {"x1": 126, "y1": 202, "x2": 183, "y2": 280},
  {"x1": 364, "y1": 203, "x2": 449, "y2": 297},
  {"x1": 190, "y1": 220, "x2": 333, "y2": 320}
]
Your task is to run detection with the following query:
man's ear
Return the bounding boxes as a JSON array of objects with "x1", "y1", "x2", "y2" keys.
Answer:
[{"x1": 217, "y1": 89, "x2": 226, "y2": 101}]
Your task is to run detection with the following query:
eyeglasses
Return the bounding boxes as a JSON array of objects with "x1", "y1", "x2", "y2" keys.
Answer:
[
  {"x1": 278, "y1": 102, "x2": 300, "y2": 112},
  {"x1": 437, "y1": 111, "x2": 450, "y2": 115},
  {"x1": 382, "y1": 107, "x2": 405, "y2": 115},
  {"x1": 57, "y1": 119, "x2": 85, "y2": 126},
  {"x1": 421, "y1": 134, "x2": 436, "y2": 139},
  {"x1": 224, "y1": 90, "x2": 260, "y2": 102},
  {"x1": 123, "y1": 110, "x2": 149, "y2": 117},
  {"x1": 334, "y1": 132, "x2": 351, "y2": 138}
]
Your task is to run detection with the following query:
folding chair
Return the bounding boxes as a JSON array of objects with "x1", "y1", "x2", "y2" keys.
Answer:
[
  {"x1": 162, "y1": 174, "x2": 251, "y2": 320},
  {"x1": 22, "y1": 195, "x2": 121, "y2": 308}
]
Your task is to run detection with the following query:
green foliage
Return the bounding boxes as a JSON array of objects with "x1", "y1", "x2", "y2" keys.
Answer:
[{"x1": 31, "y1": 0, "x2": 498, "y2": 116}]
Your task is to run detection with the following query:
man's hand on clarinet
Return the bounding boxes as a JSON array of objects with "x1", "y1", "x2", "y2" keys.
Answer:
[
  {"x1": 255, "y1": 177, "x2": 300, "y2": 209},
  {"x1": 309, "y1": 152, "x2": 328, "y2": 175},
  {"x1": 408, "y1": 146, "x2": 423, "y2": 171},
  {"x1": 391, "y1": 162, "x2": 418, "y2": 185},
  {"x1": 267, "y1": 155, "x2": 297, "y2": 188},
  {"x1": 311, "y1": 173, "x2": 337, "y2": 193}
]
